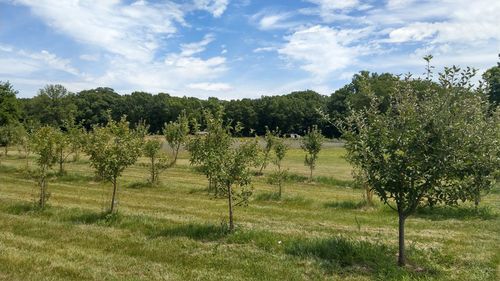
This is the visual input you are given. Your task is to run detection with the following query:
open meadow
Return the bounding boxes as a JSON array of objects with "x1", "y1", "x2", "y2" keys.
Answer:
[{"x1": 0, "y1": 141, "x2": 499, "y2": 281}]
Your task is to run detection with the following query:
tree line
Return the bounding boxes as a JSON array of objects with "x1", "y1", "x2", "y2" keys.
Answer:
[{"x1": 2, "y1": 60, "x2": 496, "y2": 139}]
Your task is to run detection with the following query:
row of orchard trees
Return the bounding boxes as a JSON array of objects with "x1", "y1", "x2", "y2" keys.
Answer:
[
  {"x1": 0, "y1": 63, "x2": 498, "y2": 267},
  {"x1": 5, "y1": 106, "x2": 324, "y2": 232},
  {"x1": 20, "y1": 113, "x2": 194, "y2": 213}
]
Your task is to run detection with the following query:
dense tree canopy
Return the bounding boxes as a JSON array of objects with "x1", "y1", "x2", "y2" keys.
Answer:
[
  {"x1": 341, "y1": 69, "x2": 500, "y2": 266},
  {"x1": 24, "y1": 84, "x2": 77, "y2": 128},
  {"x1": 4, "y1": 58, "x2": 499, "y2": 138},
  {"x1": 483, "y1": 59, "x2": 500, "y2": 106},
  {"x1": 0, "y1": 81, "x2": 21, "y2": 126}
]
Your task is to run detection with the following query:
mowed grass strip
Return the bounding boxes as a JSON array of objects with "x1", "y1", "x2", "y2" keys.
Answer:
[{"x1": 0, "y1": 147, "x2": 498, "y2": 281}]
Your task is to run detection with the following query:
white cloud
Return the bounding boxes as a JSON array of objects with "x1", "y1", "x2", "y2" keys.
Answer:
[
  {"x1": 250, "y1": 11, "x2": 298, "y2": 30},
  {"x1": 387, "y1": 22, "x2": 438, "y2": 42},
  {"x1": 87, "y1": 34, "x2": 228, "y2": 95},
  {"x1": 386, "y1": 0, "x2": 416, "y2": 10},
  {"x1": 253, "y1": 47, "x2": 276, "y2": 53},
  {"x1": 180, "y1": 34, "x2": 215, "y2": 56},
  {"x1": 278, "y1": 25, "x2": 369, "y2": 79},
  {"x1": 193, "y1": 0, "x2": 229, "y2": 17},
  {"x1": 0, "y1": 45, "x2": 79, "y2": 76},
  {"x1": 303, "y1": 0, "x2": 367, "y2": 22},
  {"x1": 79, "y1": 54, "x2": 100, "y2": 62},
  {"x1": 372, "y1": 0, "x2": 500, "y2": 44},
  {"x1": 307, "y1": 0, "x2": 359, "y2": 10},
  {"x1": 13, "y1": 0, "x2": 185, "y2": 62},
  {"x1": 188, "y1": 82, "x2": 232, "y2": 91}
]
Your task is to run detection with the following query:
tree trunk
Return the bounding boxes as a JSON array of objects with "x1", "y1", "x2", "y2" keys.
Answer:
[
  {"x1": 278, "y1": 165, "x2": 282, "y2": 198},
  {"x1": 110, "y1": 177, "x2": 118, "y2": 213},
  {"x1": 39, "y1": 177, "x2": 45, "y2": 208},
  {"x1": 150, "y1": 156, "x2": 156, "y2": 184},
  {"x1": 4, "y1": 145, "x2": 8, "y2": 156},
  {"x1": 173, "y1": 144, "x2": 180, "y2": 165},
  {"x1": 365, "y1": 184, "x2": 373, "y2": 205},
  {"x1": 474, "y1": 189, "x2": 480, "y2": 209},
  {"x1": 309, "y1": 167, "x2": 313, "y2": 182},
  {"x1": 258, "y1": 154, "x2": 268, "y2": 175},
  {"x1": 39, "y1": 167, "x2": 46, "y2": 208},
  {"x1": 398, "y1": 213, "x2": 406, "y2": 266},
  {"x1": 59, "y1": 150, "x2": 64, "y2": 174},
  {"x1": 208, "y1": 176, "x2": 212, "y2": 194},
  {"x1": 228, "y1": 184, "x2": 234, "y2": 232}
]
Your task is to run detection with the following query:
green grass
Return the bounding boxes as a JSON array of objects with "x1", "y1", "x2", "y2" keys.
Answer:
[{"x1": 0, "y1": 146, "x2": 498, "y2": 280}]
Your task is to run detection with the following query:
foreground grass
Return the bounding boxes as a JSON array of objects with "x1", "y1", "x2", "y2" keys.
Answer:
[{"x1": 0, "y1": 146, "x2": 498, "y2": 281}]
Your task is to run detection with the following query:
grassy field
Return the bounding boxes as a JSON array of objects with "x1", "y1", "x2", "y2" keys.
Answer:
[{"x1": 0, "y1": 142, "x2": 498, "y2": 281}]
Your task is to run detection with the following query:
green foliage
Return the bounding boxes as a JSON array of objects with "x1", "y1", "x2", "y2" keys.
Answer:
[
  {"x1": 482, "y1": 55, "x2": 500, "y2": 106},
  {"x1": 143, "y1": 138, "x2": 171, "y2": 185},
  {"x1": 0, "y1": 122, "x2": 24, "y2": 156},
  {"x1": 267, "y1": 136, "x2": 289, "y2": 198},
  {"x1": 188, "y1": 109, "x2": 259, "y2": 231},
  {"x1": 163, "y1": 112, "x2": 189, "y2": 164},
  {"x1": 32, "y1": 126, "x2": 59, "y2": 208},
  {"x1": 27, "y1": 84, "x2": 77, "y2": 127},
  {"x1": 0, "y1": 81, "x2": 21, "y2": 126},
  {"x1": 300, "y1": 125, "x2": 324, "y2": 181},
  {"x1": 340, "y1": 66, "x2": 500, "y2": 265},
  {"x1": 187, "y1": 109, "x2": 233, "y2": 197},
  {"x1": 74, "y1": 87, "x2": 121, "y2": 129},
  {"x1": 53, "y1": 128, "x2": 72, "y2": 174},
  {"x1": 216, "y1": 138, "x2": 259, "y2": 231},
  {"x1": 84, "y1": 116, "x2": 144, "y2": 212},
  {"x1": 65, "y1": 120, "x2": 86, "y2": 162},
  {"x1": 258, "y1": 127, "x2": 278, "y2": 174}
]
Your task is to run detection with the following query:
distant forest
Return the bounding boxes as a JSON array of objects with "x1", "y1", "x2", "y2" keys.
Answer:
[{"x1": 3, "y1": 64, "x2": 500, "y2": 138}]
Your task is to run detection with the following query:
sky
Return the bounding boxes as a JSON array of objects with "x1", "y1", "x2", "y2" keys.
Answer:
[{"x1": 0, "y1": 0, "x2": 499, "y2": 99}]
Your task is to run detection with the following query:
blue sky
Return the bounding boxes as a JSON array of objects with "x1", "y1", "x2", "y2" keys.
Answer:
[{"x1": 0, "y1": 0, "x2": 499, "y2": 99}]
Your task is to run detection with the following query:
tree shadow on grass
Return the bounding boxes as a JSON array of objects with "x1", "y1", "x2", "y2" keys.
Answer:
[
  {"x1": 126, "y1": 181, "x2": 159, "y2": 189},
  {"x1": 65, "y1": 210, "x2": 121, "y2": 226},
  {"x1": 187, "y1": 187, "x2": 210, "y2": 194},
  {"x1": 53, "y1": 172, "x2": 95, "y2": 183},
  {"x1": 254, "y1": 192, "x2": 313, "y2": 207},
  {"x1": 4, "y1": 201, "x2": 45, "y2": 215},
  {"x1": 149, "y1": 223, "x2": 230, "y2": 241},
  {"x1": 285, "y1": 236, "x2": 438, "y2": 279},
  {"x1": 414, "y1": 205, "x2": 498, "y2": 221},
  {"x1": 323, "y1": 200, "x2": 370, "y2": 210}
]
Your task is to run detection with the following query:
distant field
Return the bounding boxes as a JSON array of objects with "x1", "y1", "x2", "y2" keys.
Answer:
[{"x1": 0, "y1": 145, "x2": 498, "y2": 281}]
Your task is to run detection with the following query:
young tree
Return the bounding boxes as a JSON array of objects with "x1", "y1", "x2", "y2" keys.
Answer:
[
  {"x1": 352, "y1": 169, "x2": 374, "y2": 206},
  {"x1": 18, "y1": 120, "x2": 39, "y2": 169},
  {"x1": 340, "y1": 69, "x2": 500, "y2": 266},
  {"x1": 66, "y1": 121, "x2": 86, "y2": 162},
  {"x1": 143, "y1": 138, "x2": 171, "y2": 186},
  {"x1": 0, "y1": 122, "x2": 24, "y2": 156},
  {"x1": 188, "y1": 109, "x2": 259, "y2": 230},
  {"x1": 300, "y1": 125, "x2": 324, "y2": 181},
  {"x1": 54, "y1": 129, "x2": 72, "y2": 174},
  {"x1": 258, "y1": 127, "x2": 278, "y2": 175},
  {"x1": 268, "y1": 136, "x2": 289, "y2": 198},
  {"x1": 215, "y1": 138, "x2": 259, "y2": 231},
  {"x1": 164, "y1": 112, "x2": 190, "y2": 165},
  {"x1": 84, "y1": 117, "x2": 143, "y2": 213},
  {"x1": 32, "y1": 126, "x2": 59, "y2": 208},
  {"x1": 188, "y1": 109, "x2": 232, "y2": 197}
]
